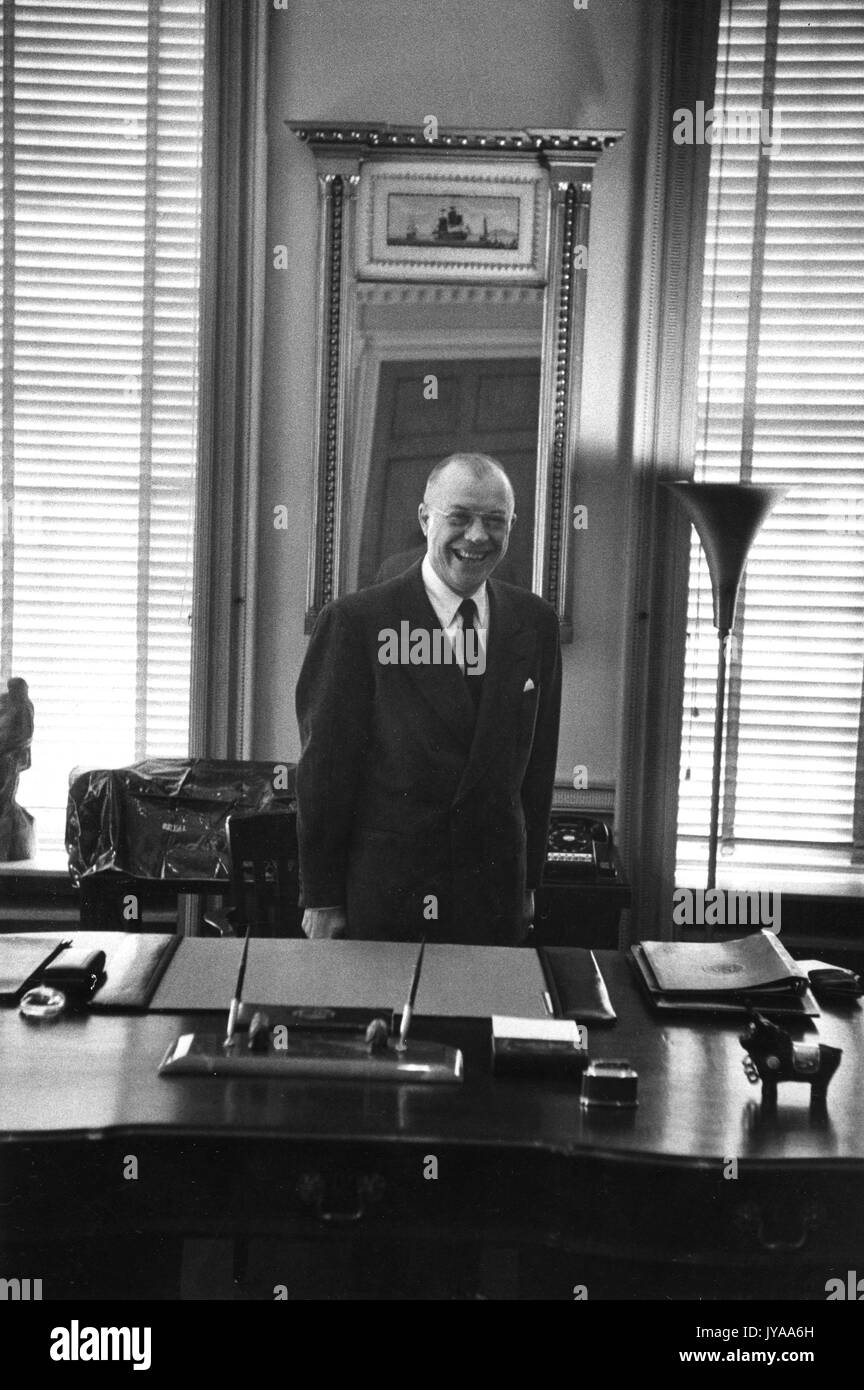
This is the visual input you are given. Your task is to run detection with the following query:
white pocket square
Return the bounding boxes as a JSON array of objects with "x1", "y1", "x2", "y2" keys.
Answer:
[{"x1": 523, "y1": 678, "x2": 535, "y2": 692}]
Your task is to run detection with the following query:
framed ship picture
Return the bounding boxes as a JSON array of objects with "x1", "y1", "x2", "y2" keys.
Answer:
[{"x1": 356, "y1": 159, "x2": 549, "y2": 283}]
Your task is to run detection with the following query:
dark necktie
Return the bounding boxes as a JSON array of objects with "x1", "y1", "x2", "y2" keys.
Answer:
[{"x1": 457, "y1": 598, "x2": 484, "y2": 711}]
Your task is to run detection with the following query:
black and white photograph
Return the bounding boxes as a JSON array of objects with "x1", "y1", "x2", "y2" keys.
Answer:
[{"x1": 0, "y1": 0, "x2": 862, "y2": 1354}]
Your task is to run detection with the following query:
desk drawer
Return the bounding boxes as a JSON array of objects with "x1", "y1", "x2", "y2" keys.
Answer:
[{"x1": 5, "y1": 1138, "x2": 862, "y2": 1300}]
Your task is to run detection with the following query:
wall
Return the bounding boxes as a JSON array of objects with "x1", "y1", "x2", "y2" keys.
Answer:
[{"x1": 256, "y1": 0, "x2": 654, "y2": 795}]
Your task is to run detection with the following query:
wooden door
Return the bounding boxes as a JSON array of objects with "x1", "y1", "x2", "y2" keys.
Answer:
[{"x1": 357, "y1": 356, "x2": 540, "y2": 588}]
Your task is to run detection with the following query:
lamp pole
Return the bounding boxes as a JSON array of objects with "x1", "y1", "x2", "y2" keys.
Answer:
[
  {"x1": 663, "y1": 482, "x2": 786, "y2": 894},
  {"x1": 707, "y1": 627, "x2": 730, "y2": 891}
]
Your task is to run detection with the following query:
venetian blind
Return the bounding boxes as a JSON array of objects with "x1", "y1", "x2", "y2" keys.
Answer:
[
  {"x1": 676, "y1": 0, "x2": 864, "y2": 890},
  {"x1": 0, "y1": 0, "x2": 205, "y2": 849}
]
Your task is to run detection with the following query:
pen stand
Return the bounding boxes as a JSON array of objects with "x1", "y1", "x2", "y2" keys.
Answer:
[
  {"x1": 740, "y1": 1010, "x2": 841, "y2": 1116},
  {"x1": 159, "y1": 1010, "x2": 463, "y2": 1084}
]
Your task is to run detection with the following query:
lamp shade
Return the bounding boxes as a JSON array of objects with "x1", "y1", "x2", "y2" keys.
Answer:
[{"x1": 663, "y1": 482, "x2": 786, "y2": 632}]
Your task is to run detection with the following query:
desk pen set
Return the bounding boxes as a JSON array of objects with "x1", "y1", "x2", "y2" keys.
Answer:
[{"x1": 159, "y1": 935, "x2": 464, "y2": 1083}]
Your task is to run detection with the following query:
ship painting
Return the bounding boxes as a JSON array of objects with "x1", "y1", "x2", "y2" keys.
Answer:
[
  {"x1": 386, "y1": 192, "x2": 520, "y2": 251},
  {"x1": 434, "y1": 204, "x2": 471, "y2": 241}
]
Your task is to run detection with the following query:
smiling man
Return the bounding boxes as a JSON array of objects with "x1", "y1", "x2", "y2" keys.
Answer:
[
  {"x1": 421, "y1": 452, "x2": 514, "y2": 594},
  {"x1": 295, "y1": 452, "x2": 562, "y2": 944}
]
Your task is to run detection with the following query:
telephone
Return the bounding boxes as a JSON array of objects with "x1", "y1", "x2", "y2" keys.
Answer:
[{"x1": 544, "y1": 814, "x2": 618, "y2": 881}]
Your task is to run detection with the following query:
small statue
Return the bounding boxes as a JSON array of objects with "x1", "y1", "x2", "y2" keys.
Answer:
[
  {"x1": 740, "y1": 1009, "x2": 841, "y2": 1116},
  {"x1": 0, "y1": 677, "x2": 36, "y2": 860}
]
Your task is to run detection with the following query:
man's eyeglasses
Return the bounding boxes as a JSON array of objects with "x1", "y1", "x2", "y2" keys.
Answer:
[{"x1": 424, "y1": 506, "x2": 514, "y2": 536}]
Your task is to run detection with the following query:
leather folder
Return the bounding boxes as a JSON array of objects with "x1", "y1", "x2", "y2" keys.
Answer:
[
  {"x1": 90, "y1": 933, "x2": 180, "y2": 1010},
  {"x1": 536, "y1": 947, "x2": 617, "y2": 1024},
  {"x1": 630, "y1": 939, "x2": 819, "y2": 1018}
]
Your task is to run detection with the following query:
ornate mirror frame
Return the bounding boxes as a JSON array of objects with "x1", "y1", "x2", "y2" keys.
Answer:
[{"x1": 288, "y1": 122, "x2": 622, "y2": 639}]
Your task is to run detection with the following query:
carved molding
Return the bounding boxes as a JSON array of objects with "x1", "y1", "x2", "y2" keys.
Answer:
[
  {"x1": 307, "y1": 170, "x2": 360, "y2": 627},
  {"x1": 549, "y1": 184, "x2": 578, "y2": 614},
  {"x1": 533, "y1": 163, "x2": 593, "y2": 636},
  {"x1": 290, "y1": 122, "x2": 623, "y2": 157},
  {"x1": 356, "y1": 282, "x2": 545, "y2": 307}
]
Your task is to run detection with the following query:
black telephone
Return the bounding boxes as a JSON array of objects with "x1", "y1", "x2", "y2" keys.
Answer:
[
  {"x1": 544, "y1": 814, "x2": 617, "y2": 881},
  {"x1": 536, "y1": 810, "x2": 629, "y2": 947}
]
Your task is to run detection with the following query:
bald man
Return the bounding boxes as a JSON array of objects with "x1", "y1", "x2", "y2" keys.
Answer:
[{"x1": 295, "y1": 452, "x2": 562, "y2": 945}]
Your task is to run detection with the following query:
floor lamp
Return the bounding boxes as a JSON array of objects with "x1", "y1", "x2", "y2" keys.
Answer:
[{"x1": 664, "y1": 482, "x2": 786, "y2": 891}]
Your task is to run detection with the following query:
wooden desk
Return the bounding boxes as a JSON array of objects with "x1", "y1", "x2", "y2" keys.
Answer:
[{"x1": 1, "y1": 941, "x2": 863, "y2": 1299}]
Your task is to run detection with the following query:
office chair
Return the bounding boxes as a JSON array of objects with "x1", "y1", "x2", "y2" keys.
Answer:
[{"x1": 204, "y1": 809, "x2": 303, "y2": 938}]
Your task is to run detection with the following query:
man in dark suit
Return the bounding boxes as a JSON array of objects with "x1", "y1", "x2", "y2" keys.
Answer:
[{"x1": 295, "y1": 452, "x2": 562, "y2": 944}]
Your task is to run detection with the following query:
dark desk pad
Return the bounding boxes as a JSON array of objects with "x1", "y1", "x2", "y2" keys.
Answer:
[
  {"x1": 151, "y1": 938, "x2": 552, "y2": 1018},
  {"x1": 0, "y1": 933, "x2": 618, "y2": 1024}
]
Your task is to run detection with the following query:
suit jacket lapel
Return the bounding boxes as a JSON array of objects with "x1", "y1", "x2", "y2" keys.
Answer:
[
  {"x1": 455, "y1": 580, "x2": 534, "y2": 803},
  {"x1": 394, "y1": 562, "x2": 477, "y2": 750}
]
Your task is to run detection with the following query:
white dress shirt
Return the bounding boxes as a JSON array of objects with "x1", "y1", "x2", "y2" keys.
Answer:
[{"x1": 421, "y1": 553, "x2": 489, "y2": 673}]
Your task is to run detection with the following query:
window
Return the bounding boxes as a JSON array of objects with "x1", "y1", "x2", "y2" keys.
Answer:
[
  {"x1": 676, "y1": 0, "x2": 864, "y2": 892},
  {"x1": 0, "y1": 0, "x2": 206, "y2": 852}
]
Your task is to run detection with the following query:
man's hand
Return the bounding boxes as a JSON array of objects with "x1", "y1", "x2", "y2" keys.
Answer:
[
  {"x1": 302, "y1": 906, "x2": 348, "y2": 939},
  {"x1": 522, "y1": 889, "x2": 535, "y2": 931}
]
